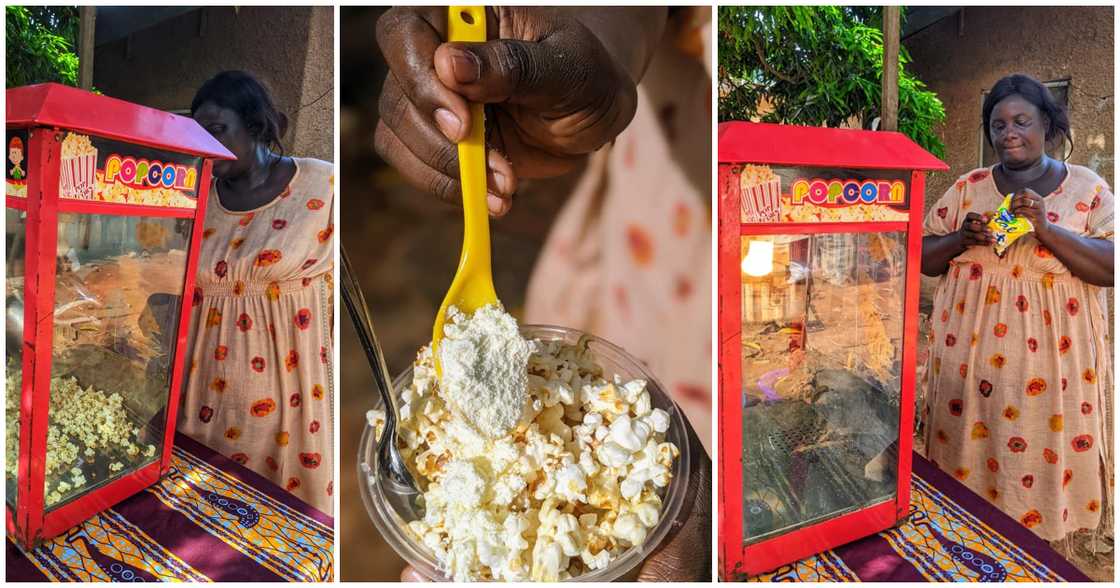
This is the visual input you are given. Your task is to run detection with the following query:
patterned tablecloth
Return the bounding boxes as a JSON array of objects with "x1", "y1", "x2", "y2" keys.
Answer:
[
  {"x1": 7, "y1": 434, "x2": 333, "y2": 582},
  {"x1": 748, "y1": 453, "x2": 1093, "y2": 582}
]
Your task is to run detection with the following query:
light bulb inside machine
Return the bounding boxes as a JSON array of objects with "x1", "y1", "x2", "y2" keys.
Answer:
[{"x1": 742, "y1": 240, "x2": 775, "y2": 277}]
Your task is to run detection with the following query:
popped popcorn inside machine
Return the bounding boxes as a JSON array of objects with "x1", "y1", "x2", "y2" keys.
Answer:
[
  {"x1": 5, "y1": 83, "x2": 234, "y2": 547},
  {"x1": 717, "y1": 122, "x2": 948, "y2": 578}
]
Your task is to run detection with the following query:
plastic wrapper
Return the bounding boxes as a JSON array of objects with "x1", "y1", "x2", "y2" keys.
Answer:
[{"x1": 988, "y1": 194, "x2": 1034, "y2": 257}]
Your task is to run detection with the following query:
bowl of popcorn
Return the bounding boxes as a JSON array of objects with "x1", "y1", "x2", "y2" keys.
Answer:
[{"x1": 360, "y1": 313, "x2": 690, "y2": 582}]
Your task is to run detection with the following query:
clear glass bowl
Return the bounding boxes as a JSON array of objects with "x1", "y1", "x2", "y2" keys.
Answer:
[{"x1": 358, "y1": 325, "x2": 691, "y2": 582}]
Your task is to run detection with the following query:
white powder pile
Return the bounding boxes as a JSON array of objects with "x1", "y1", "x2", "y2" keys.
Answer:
[
  {"x1": 383, "y1": 337, "x2": 680, "y2": 581},
  {"x1": 439, "y1": 304, "x2": 534, "y2": 438}
]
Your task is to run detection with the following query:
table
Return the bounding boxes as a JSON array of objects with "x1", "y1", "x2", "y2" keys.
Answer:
[
  {"x1": 747, "y1": 453, "x2": 1091, "y2": 582},
  {"x1": 7, "y1": 434, "x2": 333, "y2": 582}
]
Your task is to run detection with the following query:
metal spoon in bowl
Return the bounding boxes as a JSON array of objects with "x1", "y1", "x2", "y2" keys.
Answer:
[{"x1": 340, "y1": 245, "x2": 421, "y2": 511}]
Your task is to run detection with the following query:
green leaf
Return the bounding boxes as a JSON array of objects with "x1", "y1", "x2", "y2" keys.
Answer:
[
  {"x1": 718, "y1": 5, "x2": 945, "y2": 156},
  {"x1": 7, "y1": 6, "x2": 82, "y2": 88}
]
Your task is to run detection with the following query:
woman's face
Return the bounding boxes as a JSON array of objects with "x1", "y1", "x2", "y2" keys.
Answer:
[
  {"x1": 193, "y1": 101, "x2": 255, "y2": 179},
  {"x1": 989, "y1": 94, "x2": 1048, "y2": 169}
]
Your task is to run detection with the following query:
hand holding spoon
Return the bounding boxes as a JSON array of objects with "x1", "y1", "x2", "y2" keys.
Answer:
[{"x1": 431, "y1": 5, "x2": 497, "y2": 378}]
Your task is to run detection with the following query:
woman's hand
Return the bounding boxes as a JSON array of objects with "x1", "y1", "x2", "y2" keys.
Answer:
[
  {"x1": 921, "y1": 212, "x2": 993, "y2": 277},
  {"x1": 1009, "y1": 188, "x2": 1052, "y2": 236},
  {"x1": 957, "y1": 211, "x2": 995, "y2": 247},
  {"x1": 399, "y1": 418, "x2": 713, "y2": 582},
  {"x1": 374, "y1": 7, "x2": 666, "y2": 216}
]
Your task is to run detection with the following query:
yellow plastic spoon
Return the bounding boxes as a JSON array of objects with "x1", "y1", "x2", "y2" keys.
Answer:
[{"x1": 432, "y1": 5, "x2": 497, "y2": 377}]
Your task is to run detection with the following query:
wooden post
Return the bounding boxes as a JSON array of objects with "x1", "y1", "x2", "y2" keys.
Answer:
[
  {"x1": 78, "y1": 6, "x2": 96, "y2": 90},
  {"x1": 881, "y1": 6, "x2": 900, "y2": 131}
]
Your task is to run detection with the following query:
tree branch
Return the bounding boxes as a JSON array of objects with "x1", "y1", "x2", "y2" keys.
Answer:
[{"x1": 752, "y1": 36, "x2": 802, "y2": 84}]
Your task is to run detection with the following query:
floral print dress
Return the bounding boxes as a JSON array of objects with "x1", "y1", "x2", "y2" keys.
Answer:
[
  {"x1": 524, "y1": 9, "x2": 713, "y2": 451},
  {"x1": 179, "y1": 157, "x2": 335, "y2": 515},
  {"x1": 923, "y1": 164, "x2": 1114, "y2": 541}
]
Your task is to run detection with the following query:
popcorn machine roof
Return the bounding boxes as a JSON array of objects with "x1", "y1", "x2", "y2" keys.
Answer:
[
  {"x1": 7, "y1": 83, "x2": 235, "y2": 159},
  {"x1": 718, "y1": 121, "x2": 948, "y2": 170}
]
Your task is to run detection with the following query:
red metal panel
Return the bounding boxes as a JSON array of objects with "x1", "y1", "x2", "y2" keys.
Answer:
[
  {"x1": 742, "y1": 500, "x2": 898, "y2": 577},
  {"x1": 160, "y1": 159, "x2": 212, "y2": 474},
  {"x1": 7, "y1": 84, "x2": 235, "y2": 160},
  {"x1": 717, "y1": 163, "x2": 746, "y2": 576},
  {"x1": 56, "y1": 199, "x2": 196, "y2": 218},
  {"x1": 895, "y1": 171, "x2": 927, "y2": 516},
  {"x1": 741, "y1": 221, "x2": 909, "y2": 236},
  {"x1": 6, "y1": 196, "x2": 28, "y2": 210},
  {"x1": 718, "y1": 121, "x2": 950, "y2": 172},
  {"x1": 15, "y1": 127, "x2": 62, "y2": 546},
  {"x1": 41, "y1": 460, "x2": 161, "y2": 538}
]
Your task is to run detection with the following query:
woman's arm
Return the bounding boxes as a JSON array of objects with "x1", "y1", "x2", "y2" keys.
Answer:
[
  {"x1": 921, "y1": 212, "x2": 993, "y2": 277},
  {"x1": 1034, "y1": 224, "x2": 1114, "y2": 286},
  {"x1": 1011, "y1": 189, "x2": 1114, "y2": 287},
  {"x1": 922, "y1": 233, "x2": 964, "y2": 277}
]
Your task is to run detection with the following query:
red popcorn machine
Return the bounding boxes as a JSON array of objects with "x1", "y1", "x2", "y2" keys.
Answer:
[
  {"x1": 5, "y1": 83, "x2": 234, "y2": 547},
  {"x1": 717, "y1": 122, "x2": 947, "y2": 578}
]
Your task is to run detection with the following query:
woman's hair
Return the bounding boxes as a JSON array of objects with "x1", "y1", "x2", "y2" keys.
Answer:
[
  {"x1": 191, "y1": 70, "x2": 285, "y2": 154},
  {"x1": 981, "y1": 73, "x2": 1072, "y2": 159}
]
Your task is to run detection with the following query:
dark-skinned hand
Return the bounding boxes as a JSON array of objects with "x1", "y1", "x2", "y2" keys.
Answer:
[
  {"x1": 374, "y1": 7, "x2": 658, "y2": 216},
  {"x1": 958, "y1": 211, "x2": 995, "y2": 248},
  {"x1": 400, "y1": 417, "x2": 713, "y2": 582},
  {"x1": 1009, "y1": 187, "x2": 1052, "y2": 236}
]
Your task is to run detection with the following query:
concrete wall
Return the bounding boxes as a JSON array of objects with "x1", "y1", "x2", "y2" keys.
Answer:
[
  {"x1": 904, "y1": 6, "x2": 1114, "y2": 309},
  {"x1": 92, "y1": 6, "x2": 334, "y2": 162}
]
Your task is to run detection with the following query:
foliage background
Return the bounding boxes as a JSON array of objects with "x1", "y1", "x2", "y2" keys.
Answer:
[
  {"x1": 7, "y1": 6, "x2": 81, "y2": 88},
  {"x1": 718, "y1": 6, "x2": 946, "y2": 158}
]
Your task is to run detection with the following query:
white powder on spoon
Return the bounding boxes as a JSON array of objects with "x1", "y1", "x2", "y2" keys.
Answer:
[{"x1": 439, "y1": 304, "x2": 534, "y2": 438}]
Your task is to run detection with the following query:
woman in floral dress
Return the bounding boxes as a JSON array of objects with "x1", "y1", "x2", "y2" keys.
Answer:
[
  {"x1": 179, "y1": 71, "x2": 334, "y2": 515},
  {"x1": 922, "y1": 74, "x2": 1113, "y2": 543}
]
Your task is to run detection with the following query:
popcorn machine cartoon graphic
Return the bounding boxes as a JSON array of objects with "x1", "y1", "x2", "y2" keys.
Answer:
[
  {"x1": 8, "y1": 136, "x2": 25, "y2": 180},
  {"x1": 717, "y1": 122, "x2": 947, "y2": 578},
  {"x1": 5, "y1": 83, "x2": 234, "y2": 547}
]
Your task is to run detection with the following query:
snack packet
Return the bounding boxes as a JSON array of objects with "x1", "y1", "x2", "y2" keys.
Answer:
[{"x1": 988, "y1": 194, "x2": 1034, "y2": 257}]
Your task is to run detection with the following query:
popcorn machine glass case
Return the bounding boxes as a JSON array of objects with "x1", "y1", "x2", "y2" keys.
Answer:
[
  {"x1": 5, "y1": 84, "x2": 233, "y2": 547},
  {"x1": 717, "y1": 122, "x2": 947, "y2": 578}
]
